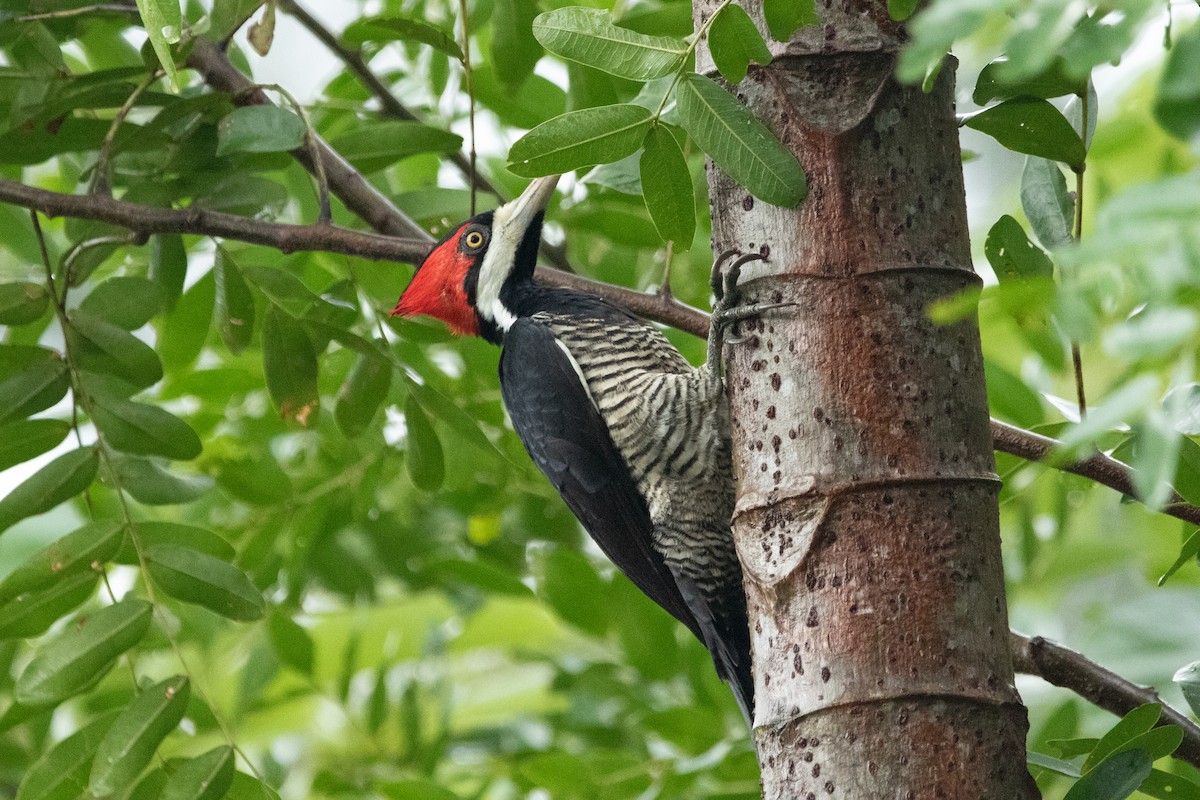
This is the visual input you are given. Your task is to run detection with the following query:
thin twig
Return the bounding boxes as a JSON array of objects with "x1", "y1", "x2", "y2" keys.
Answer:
[
  {"x1": 456, "y1": 0, "x2": 477, "y2": 216},
  {"x1": 273, "y1": 0, "x2": 577, "y2": 272},
  {"x1": 0, "y1": 177, "x2": 705, "y2": 332},
  {"x1": 8, "y1": 177, "x2": 1200, "y2": 533},
  {"x1": 92, "y1": 69, "x2": 162, "y2": 196},
  {"x1": 244, "y1": 83, "x2": 332, "y2": 223},
  {"x1": 1011, "y1": 631, "x2": 1200, "y2": 770},
  {"x1": 186, "y1": 37, "x2": 431, "y2": 242},
  {"x1": 16, "y1": 3, "x2": 135, "y2": 20}
]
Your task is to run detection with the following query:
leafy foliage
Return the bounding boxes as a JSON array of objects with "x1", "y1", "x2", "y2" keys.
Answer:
[{"x1": 0, "y1": 1, "x2": 1199, "y2": 799}]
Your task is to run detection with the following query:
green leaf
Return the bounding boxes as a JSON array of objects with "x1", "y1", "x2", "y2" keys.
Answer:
[
  {"x1": 328, "y1": 121, "x2": 462, "y2": 174},
  {"x1": 161, "y1": 746, "x2": 235, "y2": 800},
  {"x1": 116, "y1": 522, "x2": 235, "y2": 564},
  {"x1": 335, "y1": 351, "x2": 392, "y2": 438},
  {"x1": 708, "y1": 4, "x2": 771, "y2": 84},
  {"x1": 1027, "y1": 751, "x2": 1082, "y2": 778},
  {"x1": 0, "y1": 521, "x2": 124, "y2": 605},
  {"x1": 492, "y1": 0, "x2": 543, "y2": 85},
  {"x1": 1165, "y1": 385, "x2": 1200, "y2": 436},
  {"x1": 887, "y1": 0, "x2": 919, "y2": 20},
  {"x1": 0, "y1": 355, "x2": 70, "y2": 424},
  {"x1": 1064, "y1": 749, "x2": 1153, "y2": 800},
  {"x1": 79, "y1": 276, "x2": 165, "y2": 330},
  {"x1": 225, "y1": 772, "x2": 281, "y2": 800},
  {"x1": 92, "y1": 396, "x2": 202, "y2": 460},
  {"x1": 150, "y1": 234, "x2": 187, "y2": 311},
  {"x1": 135, "y1": 0, "x2": 182, "y2": 89},
  {"x1": 241, "y1": 265, "x2": 321, "y2": 318},
  {"x1": 0, "y1": 418, "x2": 72, "y2": 472},
  {"x1": 532, "y1": 7, "x2": 686, "y2": 81},
  {"x1": 16, "y1": 711, "x2": 119, "y2": 800},
  {"x1": 529, "y1": 543, "x2": 609, "y2": 635},
  {"x1": 213, "y1": 249, "x2": 256, "y2": 354},
  {"x1": 0, "y1": 447, "x2": 98, "y2": 535},
  {"x1": 268, "y1": 611, "x2": 315, "y2": 676},
  {"x1": 642, "y1": 707, "x2": 726, "y2": 755},
  {"x1": 342, "y1": 16, "x2": 464, "y2": 59},
  {"x1": 158, "y1": 268, "x2": 214, "y2": 372},
  {"x1": 1138, "y1": 769, "x2": 1200, "y2": 800},
  {"x1": 216, "y1": 105, "x2": 306, "y2": 156},
  {"x1": 407, "y1": 381, "x2": 504, "y2": 461},
  {"x1": 1155, "y1": 24, "x2": 1200, "y2": 144},
  {"x1": 404, "y1": 395, "x2": 444, "y2": 492},
  {"x1": 263, "y1": 305, "x2": 319, "y2": 427},
  {"x1": 214, "y1": 451, "x2": 294, "y2": 505},
  {"x1": 984, "y1": 359, "x2": 1043, "y2": 428},
  {"x1": 1160, "y1": 527, "x2": 1200, "y2": 586},
  {"x1": 68, "y1": 309, "x2": 164, "y2": 388},
  {"x1": 1084, "y1": 704, "x2": 1161, "y2": 771},
  {"x1": 0, "y1": 573, "x2": 99, "y2": 639},
  {"x1": 639, "y1": 126, "x2": 695, "y2": 248},
  {"x1": 963, "y1": 98, "x2": 1086, "y2": 170},
  {"x1": 1021, "y1": 157, "x2": 1075, "y2": 251},
  {"x1": 1175, "y1": 661, "x2": 1200, "y2": 719},
  {"x1": 147, "y1": 544, "x2": 265, "y2": 621},
  {"x1": 763, "y1": 0, "x2": 817, "y2": 41},
  {"x1": 0, "y1": 282, "x2": 49, "y2": 325},
  {"x1": 89, "y1": 675, "x2": 191, "y2": 797},
  {"x1": 984, "y1": 215, "x2": 1054, "y2": 282},
  {"x1": 674, "y1": 72, "x2": 806, "y2": 207},
  {"x1": 110, "y1": 455, "x2": 214, "y2": 505},
  {"x1": 15, "y1": 598, "x2": 152, "y2": 705},
  {"x1": 973, "y1": 57, "x2": 1087, "y2": 105},
  {"x1": 508, "y1": 104, "x2": 652, "y2": 177},
  {"x1": 1128, "y1": 411, "x2": 1182, "y2": 510},
  {"x1": 1103, "y1": 307, "x2": 1199, "y2": 361}
]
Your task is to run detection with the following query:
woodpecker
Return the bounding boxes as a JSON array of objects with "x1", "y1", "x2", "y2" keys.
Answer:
[{"x1": 393, "y1": 176, "x2": 755, "y2": 720}]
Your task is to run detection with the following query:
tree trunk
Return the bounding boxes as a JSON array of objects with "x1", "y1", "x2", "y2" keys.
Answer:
[{"x1": 694, "y1": 3, "x2": 1040, "y2": 797}]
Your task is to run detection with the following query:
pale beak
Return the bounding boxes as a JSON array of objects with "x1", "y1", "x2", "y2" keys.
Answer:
[{"x1": 498, "y1": 175, "x2": 560, "y2": 231}]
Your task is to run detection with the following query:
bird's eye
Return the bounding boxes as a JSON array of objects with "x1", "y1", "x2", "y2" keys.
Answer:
[{"x1": 463, "y1": 229, "x2": 486, "y2": 250}]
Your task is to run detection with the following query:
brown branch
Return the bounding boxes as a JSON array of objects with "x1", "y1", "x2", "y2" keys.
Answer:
[
  {"x1": 0, "y1": 178, "x2": 701, "y2": 330},
  {"x1": 274, "y1": 0, "x2": 576, "y2": 273},
  {"x1": 4, "y1": 175, "x2": 1199, "y2": 534},
  {"x1": 1011, "y1": 631, "x2": 1200, "y2": 769},
  {"x1": 185, "y1": 37, "x2": 432, "y2": 243},
  {"x1": 991, "y1": 419, "x2": 1200, "y2": 527}
]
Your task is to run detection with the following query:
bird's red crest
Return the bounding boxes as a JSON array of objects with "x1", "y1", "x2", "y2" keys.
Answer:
[{"x1": 391, "y1": 229, "x2": 480, "y2": 337}]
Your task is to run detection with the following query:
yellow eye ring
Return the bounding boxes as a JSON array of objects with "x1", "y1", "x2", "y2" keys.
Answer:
[{"x1": 464, "y1": 230, "x2": 485, "y2": 249}]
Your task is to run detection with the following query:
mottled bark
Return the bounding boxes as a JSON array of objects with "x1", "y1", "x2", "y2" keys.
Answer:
[{"x1": 693, "y1": 2, "x2": 1039, "y2": 797}]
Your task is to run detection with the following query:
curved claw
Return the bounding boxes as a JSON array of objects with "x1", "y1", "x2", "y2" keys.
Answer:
[
  {"x1": 710, "y1": 249, "x2": 741, "y2": 300},
  {"x1": 719, "y1": 252, "x2": 767, "y2": 310}
]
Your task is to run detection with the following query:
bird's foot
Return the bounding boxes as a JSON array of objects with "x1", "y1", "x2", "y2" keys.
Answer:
[{"x1": 707, "y1": 251, "x2": 787, "y2": 381}]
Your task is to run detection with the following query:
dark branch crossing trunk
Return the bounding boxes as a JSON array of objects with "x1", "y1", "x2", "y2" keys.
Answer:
[{"x1": 693, "y1": 2, "x2": 1039, "y2": 796}]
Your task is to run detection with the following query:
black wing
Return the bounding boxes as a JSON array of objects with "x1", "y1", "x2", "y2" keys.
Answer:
[{"x1": 499, "y1": 317, "x2": 703, "y2": 642}]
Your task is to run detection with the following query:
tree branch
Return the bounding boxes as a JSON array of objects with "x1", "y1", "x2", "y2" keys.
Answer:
[
  {"x1": 0, "y1": 177, "x2": 703, "y2": 332},
  {"x1": 1011, "y1": 631, "x2": 1200, "y2": 769},
  {"x1": 274, "y1": 0, "x2": 576, "y2": 273},
  {"x1": 991, "y1": 419, "x2": 1200, "y2": 527},
  {"x1": 185, "y1": 37, "x2": 432, "y2": 243},
  {"x1": 9, "y1": 179, "x2": 1200, "y2": 761}
]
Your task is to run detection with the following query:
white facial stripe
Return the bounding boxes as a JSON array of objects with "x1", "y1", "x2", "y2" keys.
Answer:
[
  {"x1": 474, "y1": 176, "x2": 559, "y2": 335},
  {"x1": 475, "y1": 204, "x2": 523, "y2": 333}
]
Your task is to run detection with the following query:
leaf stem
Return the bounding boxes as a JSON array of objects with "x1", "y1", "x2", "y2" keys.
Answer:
[
  {"x1": 92, "y1": 69, "x2": 162, "y2": 196},
  {"x1": 457, "y1": 0, "x2": 478, "y2": 216},
  {"x1": 29, "y1": 210, "x2": 267, "y2": 788},
  {"x1": 653, "y1": 0, "x2": 733, "y2": 121},
  {"x1": 247, "y1": 84, "x2": 332, "y2": 224},
  {"x1": 1071, "y1": 87, "x2": 1089, "y2": 418}
]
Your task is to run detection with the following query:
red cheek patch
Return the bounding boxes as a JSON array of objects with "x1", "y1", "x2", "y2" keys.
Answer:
[{"x1": 392, "y1": 235, "x2": 479, "y2": 337}]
